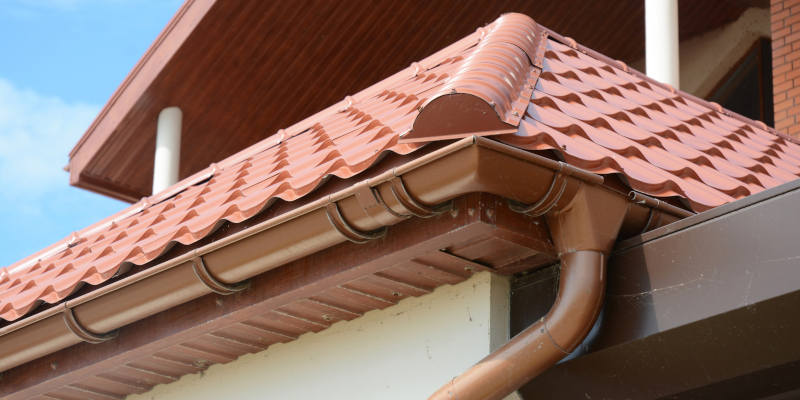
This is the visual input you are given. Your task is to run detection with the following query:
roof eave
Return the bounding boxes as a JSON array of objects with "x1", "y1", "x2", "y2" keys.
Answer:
[{"x1": 0, "y1": 137, "x2": 685, "y2": 394}]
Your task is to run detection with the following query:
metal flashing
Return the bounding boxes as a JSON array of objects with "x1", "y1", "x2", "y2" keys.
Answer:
[{"x1": 615, "y1": 177, "x2": 800, "y2": 253}]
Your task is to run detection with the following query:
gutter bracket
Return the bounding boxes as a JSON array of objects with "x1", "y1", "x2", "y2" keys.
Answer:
[
  {"x1": 640, "y1": 208, "x2": 664, "y2": 235},
  {"x1": 630, "y1": 191, "x2": 694, "y2": 219},
  {"x1": 508, "y1": 164, "x2": 570, "y2": 216},
  {"x1": 63, "y1": 308, "x2": 118, "y2": 344},
  {"x1": 192, "y1": 256, "x2": 250, "y2": 295},
  {"x1": 353, "y1": 179, "x2": 408, "y2": 226},
  {"x1": 389, "y1": 177, "x2": 451, "y2": 218},
  {"x1": 325, "y1": 202, "x2": 387, "y2": 244}
]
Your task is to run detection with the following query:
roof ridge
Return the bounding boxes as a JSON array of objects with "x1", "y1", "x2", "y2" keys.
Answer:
[{"x1": 401, "y1": 13, "x2": 543, "y2": 143}]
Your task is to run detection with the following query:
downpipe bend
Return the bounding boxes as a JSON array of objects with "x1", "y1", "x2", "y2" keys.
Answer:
[{"x1": 428, "y1": 250, "x2": 606, "y2": 400}]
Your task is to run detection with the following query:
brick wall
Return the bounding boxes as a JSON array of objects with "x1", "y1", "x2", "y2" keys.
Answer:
[{"x1": 773, "y1": 0, "x2": 800, "y2": 137}]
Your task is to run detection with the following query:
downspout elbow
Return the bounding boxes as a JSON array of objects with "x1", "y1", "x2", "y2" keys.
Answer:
[
  {"x1": 429, "y1": 176, "x2": 633, "y2": 400},
  {"x1": 428, "y1": 250, "x2": 606, "y2": 400}
]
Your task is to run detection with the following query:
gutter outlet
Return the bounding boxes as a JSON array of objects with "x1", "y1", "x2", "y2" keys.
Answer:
[{"x1": 428, "y1": 174, "x2": 632, "y2": 400}]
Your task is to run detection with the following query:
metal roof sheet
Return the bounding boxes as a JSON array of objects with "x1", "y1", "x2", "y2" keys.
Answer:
[
  {"x1": 505, "y1": 38, "x2": 800, "y2": 210},
  {"x1": 2, "y1": 13, "x2": 798, "y2": 324}
]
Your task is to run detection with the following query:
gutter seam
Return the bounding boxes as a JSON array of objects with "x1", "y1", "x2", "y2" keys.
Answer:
[
  {"x1": 614, "y1": 180, "x2": 800, "y2": 253},
  {"x1": 543, "y1": 325, "x2": 569, "y2": 355},
  {"x1": 62, "y1": 308, "x2": 117, "y2": 344},
  {"x1": 325, "y1": 202, "x2": 386, "y2": 244},
  {"x1": 191, "y1": 256, "x2": 250, "y2": 295}
]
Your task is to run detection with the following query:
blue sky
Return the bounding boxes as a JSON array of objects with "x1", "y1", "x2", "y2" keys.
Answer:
[{"x1": 0, "y1": 0, "x2": 182, "y2": 266}]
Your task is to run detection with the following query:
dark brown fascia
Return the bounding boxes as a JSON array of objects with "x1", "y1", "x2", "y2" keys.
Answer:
[
  {"x1": 520, "y1": 179, "x2": 800, "y2": 399},
  {"x1": 0, "y1": 137, "x2": 688, "y2": 379}
]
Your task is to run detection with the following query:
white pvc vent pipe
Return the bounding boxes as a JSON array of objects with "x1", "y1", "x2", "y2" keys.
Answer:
[
  {"x1": 153, "y1": 107, "x2": 183, "y2": 194},
  {"x1": 645, "y1": 0, "x2": 679, "y2": 89}
]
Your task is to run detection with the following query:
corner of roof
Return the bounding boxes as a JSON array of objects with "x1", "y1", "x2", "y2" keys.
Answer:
[{"x1": 400, "y1": 13, "x2": 546, "y2": 143}]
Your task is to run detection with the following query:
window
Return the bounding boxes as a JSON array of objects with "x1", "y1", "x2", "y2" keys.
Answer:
[{"x1": 708, "y1": 38, "x2": 773, "y2": 127}]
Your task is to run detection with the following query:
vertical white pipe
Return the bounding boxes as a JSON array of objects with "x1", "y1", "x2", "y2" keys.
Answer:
[
  {"x1": 645, "y1": 0, "x2": 680, "y2": 89},
  {"x1": 153, "y1": 107, "x2": 182, "y2": 194}
]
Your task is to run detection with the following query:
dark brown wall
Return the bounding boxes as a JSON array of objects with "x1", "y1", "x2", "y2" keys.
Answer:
[{"x1": 514, "y1": 179, "x2": 800, "y2": 399}]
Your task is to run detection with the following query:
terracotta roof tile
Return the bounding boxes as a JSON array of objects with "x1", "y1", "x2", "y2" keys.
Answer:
[
  {"x1": 501, "y1": 37, "x2": 800, "y2": 211},
  {"x1": 2, "y1": 13, "x2": 799, "y2": 323}
]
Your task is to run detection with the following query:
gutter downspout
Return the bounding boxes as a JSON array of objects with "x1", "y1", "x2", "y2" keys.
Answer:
[{"x1": 428, "y1": 168, "x2": 633, "y2": 400}]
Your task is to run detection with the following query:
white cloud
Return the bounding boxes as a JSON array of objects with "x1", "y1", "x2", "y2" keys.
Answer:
[
  {"x1": 0, "y1": 79, "x2": 99, "y2": 199},
  {"x1": 0, "y1": 79, "x2": 125, "y2": 266}
]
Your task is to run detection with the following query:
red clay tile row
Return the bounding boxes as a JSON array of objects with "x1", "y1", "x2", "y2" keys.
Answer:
[{"x1": 498, "y1": 38, "x2": 800, "y2": 212}]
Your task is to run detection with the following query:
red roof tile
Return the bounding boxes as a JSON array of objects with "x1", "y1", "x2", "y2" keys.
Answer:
[
  {"x1": 2, "y1": 13, "x2": 799, "y2": 323},
  {"x1": 503, "y1": 38, "x2": 800, "y2": 210}
]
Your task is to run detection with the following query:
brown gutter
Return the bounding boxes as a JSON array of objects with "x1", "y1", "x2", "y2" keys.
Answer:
[
  {"x1": 428, "y1": 155, "x2": 640, "y2": 400},
  {"x1": 0, "y1": 137, "x2": 687, "y2": 373}
]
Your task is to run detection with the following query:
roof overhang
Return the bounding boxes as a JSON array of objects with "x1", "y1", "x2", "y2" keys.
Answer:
[
  {"x1": 2, "y1": 137, "x2": 688, "y2": 398},
  {"x1": 67, "y1": 0, "x2": 755, "y2": 202}
]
